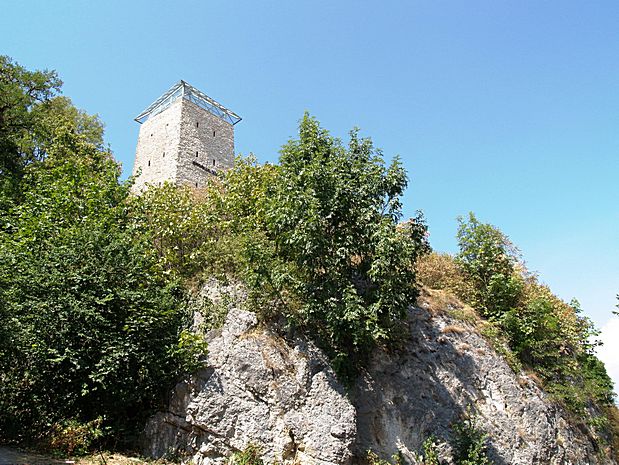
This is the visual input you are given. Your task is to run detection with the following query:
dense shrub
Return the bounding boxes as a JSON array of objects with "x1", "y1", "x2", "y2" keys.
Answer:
[
  {"x1": 451, "y1": 412, "x2": 492, "y2": 465},
  {"x1": 0, "y1": 137, "x2": 196, "y2": 445},
  {"x1": 47, "y1": 418, "x2": 104, "y2": 456},
  {"x1": 261, "y1": 116, "x2": 428, "y2": 371},
  {"x1": 0, "y1": 59, "x2": 200, "y2": 446},
  {"x1": 134, "y1": 182, "x2": 227, "y2": 278}
]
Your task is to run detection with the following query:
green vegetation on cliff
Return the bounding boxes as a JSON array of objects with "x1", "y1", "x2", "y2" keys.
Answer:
[{"x1": 0, "y1": 57, "x2": 428, "y2": 448}]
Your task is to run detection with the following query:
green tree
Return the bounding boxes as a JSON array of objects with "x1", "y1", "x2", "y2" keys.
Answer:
[
  {"x1": 0, "y1": 56, "x2": 104, "y2": 210},
  {"x1": 0, "y1": 66, "x2": 195, "y2": 445},
  {"x1": 0, "y1": 56, "x2": 60, "y2": 206},
  {"x1": 259, "y1": 114, "x2": 428, "y2": 373},
  {"x1": 456, "y1": 213, "x2": 523, "y2": 319}
]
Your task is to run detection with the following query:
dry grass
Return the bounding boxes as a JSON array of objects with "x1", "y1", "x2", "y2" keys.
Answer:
[
  {"x1": 442, "y1": 324, "x2": 466, "y2": 335},
  {"x1": 524, "y1": 370, "x2": 543, "y2": 387},
  {"x1": 415, "y1": 252, "x2": 474, "y2": 302},
  {"x1": 418, "y1": 288, "x2": 480, "y2": 325}
]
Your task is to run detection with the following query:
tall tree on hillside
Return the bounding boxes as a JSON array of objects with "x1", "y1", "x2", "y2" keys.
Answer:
[
  {"x1": 0, "y1": 56, "x2": 61, "y2": 205},
  {"x1": 0, "y1": 56, "x2": 103, "y2": 209}
]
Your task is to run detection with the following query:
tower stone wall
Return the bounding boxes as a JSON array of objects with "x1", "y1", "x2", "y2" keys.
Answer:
[
  {"x1": 176, "y1": 98, "x2": 235, "y2": 189},
  {"x1": 132, "y1": 98, "x2": 182, "y2": 191},
  {"x1": 131, "y1": 82, "x2": 238, "y2": 193}
]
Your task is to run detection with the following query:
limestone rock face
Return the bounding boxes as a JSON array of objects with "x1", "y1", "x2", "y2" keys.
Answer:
[
  {"x1": 143, "y1": 307, "x2": 356, "y2": 465},
  {"x1": 353, "y1": 290, "x2": 613, "y2": 465},
  {"x1": 143, "y1": 288, "x2": 615, "y2": 465}
]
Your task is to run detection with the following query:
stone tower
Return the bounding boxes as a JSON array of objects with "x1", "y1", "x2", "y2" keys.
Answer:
[{"x1": 131, "y1": 80, "x2": 241, "y2": 192}]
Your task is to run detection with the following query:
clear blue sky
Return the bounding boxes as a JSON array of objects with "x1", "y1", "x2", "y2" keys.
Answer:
[{"x1": 2, "y1": 1, "x2": 618, "y2": 333}]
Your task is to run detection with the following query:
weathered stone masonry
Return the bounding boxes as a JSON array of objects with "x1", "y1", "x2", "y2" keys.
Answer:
[{"x1": 132, "y1": 81, "x2": 240, "y2": 192}]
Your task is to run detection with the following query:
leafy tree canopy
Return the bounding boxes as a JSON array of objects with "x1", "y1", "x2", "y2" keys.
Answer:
[
  {"x1": 0, "y1": 56, "x2": 103, "y2": 209},
  {"x1": 456, "y1": 212, "x2": 523, "y2": 319},
  {"x1": 264, "y1": 114, "x2": 428, "y2": 370},
  {"x1": 0, "y1": 58, "x2": 195, "y2": 446}
]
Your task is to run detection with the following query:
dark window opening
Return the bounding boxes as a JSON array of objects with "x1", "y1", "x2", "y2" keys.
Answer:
[
  {"x1": 195, "y1": 182, "x2": 198, "y2": 188},
  {"x1": 148, "y1": 160, "x2": 150, "y2": 167},
  {"x1": 212, "y1": 159, "x2": 216, "y2": 166},
  {"x1": 163, "y1": 152, "x2": 165, "y2": 158},
  {"x1": 150, "y1": 133, "x2": 153, "y2": 137},
  {"x1": 196, "y1": 122, "x2": 199, "y2": 128},
  {"x1": 213, "y1": 130, "x2": 216, "y2": 137},
  {"x1": 195, "y1": 151, "x2": 199, "y2": 157}
]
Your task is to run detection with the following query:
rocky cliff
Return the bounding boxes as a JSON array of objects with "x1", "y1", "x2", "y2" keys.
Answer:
[{"x1": 143, "y1": 287, "x2": 614, "y2": 465}]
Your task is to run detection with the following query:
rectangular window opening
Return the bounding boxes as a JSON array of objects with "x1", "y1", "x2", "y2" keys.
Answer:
[
  {"x1": 212, "y1": 159, "x2": 216, "y2": 166},
  {"x1": 195, "y1": 151, "x2": 199, "y2": 157},
  {"x1": 213, "y1": 130, "x2": 216, "y2": 137},
  {"x1": 196, "y1": 122, "x2": 199, "y2": 128}
]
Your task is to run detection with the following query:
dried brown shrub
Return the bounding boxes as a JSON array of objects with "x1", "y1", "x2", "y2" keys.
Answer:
[{"x1": 415, "y1": 252, "x2": 474, "y2": 303}]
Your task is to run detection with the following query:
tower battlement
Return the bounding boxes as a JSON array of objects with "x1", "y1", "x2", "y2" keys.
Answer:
[{"x1": 131, "y1": 81, "x2": 240, "y2": 192}]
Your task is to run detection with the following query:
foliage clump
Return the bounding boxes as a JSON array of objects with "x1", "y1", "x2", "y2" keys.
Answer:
[
  {"x1": 261, "y1": 116, "x2": 429, "y2": 372},
  {"x1": 47, "y1": 418, "x2": 105, "y2": 457},
  {"x1": 455, "y1": 213, "x2": 523, "y2": 320},
  {"x1": 451, "y1": 412, "x2": 492, "y2": 465},
  {"x1": 228, "y1": 444, "x2": 264, "y2": 465},
  {"x1": 0, "y1": 56, "x2": 203, "y2": 447}
]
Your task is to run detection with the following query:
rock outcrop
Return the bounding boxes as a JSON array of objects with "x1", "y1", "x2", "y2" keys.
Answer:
[
  {"x1": 354, "y1": 290, "x2": 608, "y2": 465},
  {"x1": 143, "y1": 308, "x2": 356, "y2": 465},
  {"x1": 143, "y1": 287, "x2": 614, "y2": 465}
]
